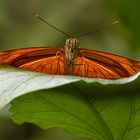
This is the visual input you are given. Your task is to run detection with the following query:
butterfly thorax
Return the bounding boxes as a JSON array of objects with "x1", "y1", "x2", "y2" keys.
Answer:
[{"x1": 64, "y1": 38, "x2": 79, "y2": 66}]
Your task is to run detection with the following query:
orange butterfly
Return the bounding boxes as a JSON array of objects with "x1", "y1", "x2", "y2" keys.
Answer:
[{"x1": 0, "y1": 16, "x2": 140, "y2": 79}]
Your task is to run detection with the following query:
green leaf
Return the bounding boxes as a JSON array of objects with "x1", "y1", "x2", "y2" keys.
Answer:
[
  {"x1": 1, "y1": 65, "x2": 140, "y2": 139},
  {"x1": 10, "y1": 79, "x2": 140, "y2": 140},
  {"x1": 0, "y1": 65, "x2": 138, "y2": 140},
  {"x1": 0, "y1": 65, "x2": 139, "y2": 109}
]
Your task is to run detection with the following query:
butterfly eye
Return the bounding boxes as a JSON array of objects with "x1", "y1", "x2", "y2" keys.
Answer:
[
  {"x1": 66, "y1": 39, "x2": 70, "y2": 46},
  {"x1": 75, "y1": 39, "x2": 79, "y2": 46}
]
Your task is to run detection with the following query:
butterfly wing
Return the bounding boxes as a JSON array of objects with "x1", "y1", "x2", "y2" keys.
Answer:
[
  {"x1": 73, "y1": 48, "x2": 140, "y2": 79},
  {"x1": 1, "y1": 46, "x2": 140, "y2": 79},
  {"x1": 0, "y1": 46, "x2": 65, "y2": 75}
]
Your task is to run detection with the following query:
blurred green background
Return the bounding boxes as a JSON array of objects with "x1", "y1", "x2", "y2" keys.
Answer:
[{"x1": 0, "y1": 0, "x2": 140, "y2": 140}]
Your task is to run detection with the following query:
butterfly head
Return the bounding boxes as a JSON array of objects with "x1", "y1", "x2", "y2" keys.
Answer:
[
  {"x1": 66, "y1": 38, "x2": 79, "y2": 53},
  {"x1": 64, "y1": 38, "x2": 79, "y2": 65}
]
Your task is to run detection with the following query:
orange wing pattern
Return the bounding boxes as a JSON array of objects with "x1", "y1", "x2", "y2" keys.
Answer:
[
  {"x1": 75, "y1": 48, "x2": 140, "y2": 79},
  {"x1": 0, "y1": 47, "x2": 140, "y2": 79},
  {"x1": 18, "y1": 55, "x2": 65, "y2": 75},
  {"x1": 0, "y1": 47, "x2": 63, "y2": 64},
  {"x1": 0, "y1": 46, "x2": 65, "y2": 75}
]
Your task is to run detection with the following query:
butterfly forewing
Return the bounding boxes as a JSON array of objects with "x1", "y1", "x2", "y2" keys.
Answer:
[{"x1": 0, "y1": 47, "x2": 63, "y2": 64}]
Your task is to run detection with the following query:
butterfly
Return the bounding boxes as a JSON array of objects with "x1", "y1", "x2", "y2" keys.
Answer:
[
  {"x1": 0, "y1": 16, "x2": 140, "y2": 79},
  {"x1": 0, "y1": 37, "x2": 140, "y2": 79}
]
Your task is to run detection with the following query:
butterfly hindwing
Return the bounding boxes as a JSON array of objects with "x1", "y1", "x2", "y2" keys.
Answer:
[{"x1": 79, "y1": 48, "x2": 140, "y2": 79}]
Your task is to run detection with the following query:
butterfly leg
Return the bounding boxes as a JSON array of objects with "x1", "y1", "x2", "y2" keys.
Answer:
[{"x1": 56, "y1": 48, "x2": 64, "y2": 57}]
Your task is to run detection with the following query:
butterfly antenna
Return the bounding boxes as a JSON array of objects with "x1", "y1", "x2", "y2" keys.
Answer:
[
  {"x1": 35, "y1": 14, "x2": 71, "y2": 38},
  {"x1": 76, "y1": 21, "x2": 119, "y2": 39}
]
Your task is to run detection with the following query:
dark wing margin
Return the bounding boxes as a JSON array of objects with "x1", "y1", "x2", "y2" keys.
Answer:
[{"x1": 77, "y1": 48, "x2": 140, "y2": 79}]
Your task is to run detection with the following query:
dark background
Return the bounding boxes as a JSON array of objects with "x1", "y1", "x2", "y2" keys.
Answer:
[{"x1": 0, "y1": 0, "x2": 140, "y2": 139}]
